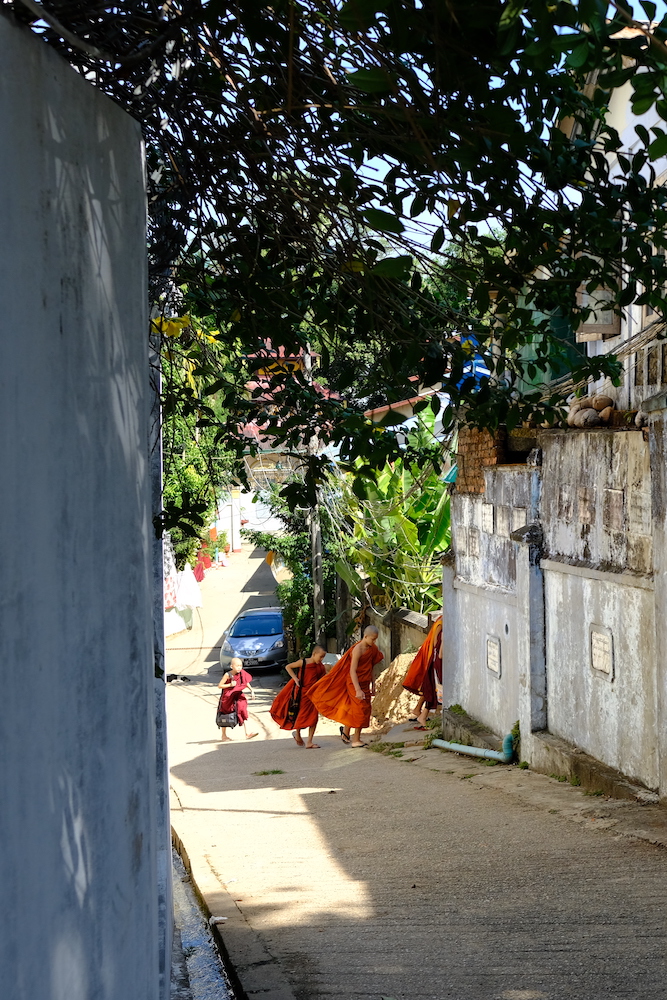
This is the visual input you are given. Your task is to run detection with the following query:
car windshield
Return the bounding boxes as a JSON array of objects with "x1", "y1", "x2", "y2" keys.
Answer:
[{"x1": 229, "y1": 615, "x2": 282, "y2": 638}]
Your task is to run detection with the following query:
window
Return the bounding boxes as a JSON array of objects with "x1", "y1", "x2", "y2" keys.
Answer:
[
  {"x1": 575, "y1": 282, "x2": 621, "y2": 342},
  {"x1": 230, "y1": 615, "x2": 283, "y2": 637}
]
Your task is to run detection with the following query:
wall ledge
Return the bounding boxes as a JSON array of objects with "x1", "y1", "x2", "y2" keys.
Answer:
[
  {"x1": 453, "y1": 576, "x2": 518, "y2": 605},
  {"x1": 527, "y1": 732, "x2": 659, "y2": 803},
  {"x1": 540, "y1": 558, "x2": 654, "y2": 591},
  {"x1": 642, "y1": 390, "x2": 667, "y2": 413}
]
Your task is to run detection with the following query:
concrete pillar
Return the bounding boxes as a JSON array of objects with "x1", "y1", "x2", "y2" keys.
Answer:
[
  {"x1": 511, "y1": 525, "x2": 547, "y2": 755},
  {"x1": 231, "y1": 487, "x2": 243, "y2": 551},
  {"x1": 643, "y1": 392, "x2": 667, "y2": 799},
  {"x1": 441, "y1": 554, "x2": 457, "y2": 709},
  {"x1": 149, "y1": 339, "x2": 172, "y2": 999}
]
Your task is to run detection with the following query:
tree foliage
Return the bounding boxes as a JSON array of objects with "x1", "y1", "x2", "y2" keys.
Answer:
[
  {"x1": 11, "y1": 1, "x2": 667, "y2": 500},
  {"x1": 332, "y1": 417, "x2": 452, "y2": 613},
  {"x1": 242, "y1": 487, "x2": 338, "y2": 651}
]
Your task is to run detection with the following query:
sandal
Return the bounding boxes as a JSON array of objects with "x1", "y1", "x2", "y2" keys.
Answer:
[
  {"x1": 305, "y1": 744, "x2": 321, "y2": 749},
  {"x1": 291, "y1": 732, "x2": 305, "y2": 747},
  {"x1": 246, "y1": 732, "x2": 258, "y2": 739},
  {"x1": 339, "y1": 726, "x2": 351, "y2": 744},
  {"x1": 412, "y1": 725, "x2": 428, "y2": 731}
]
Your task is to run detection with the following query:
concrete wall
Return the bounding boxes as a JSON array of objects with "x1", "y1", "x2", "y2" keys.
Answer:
[
  {"x1": 0, "y1": 17, "x2": 162, "y2": 999},
  {"x1": 365, "y1": 606, "x2": 433, "y2": 667},
  {"x1": 443, "y1": 466, "x2": 541, "y2": 736},
  {"x1": 539, "y1": 430, "x2": 657, "y2": 789},
  {"x1": 446, "y1": 425, "x2": 662, "y2": 794}
]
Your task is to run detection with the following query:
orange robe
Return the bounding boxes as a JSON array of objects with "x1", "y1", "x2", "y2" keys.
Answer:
[
  {"x1": 309, "y1": 641, "x2": 384, "y2": 729},
  {"x1": 402, "y1": 617, "x2": 442, "y2": 706},
  {"x1": 269, "y1": 659, "x2": 326, "y2": 731}
]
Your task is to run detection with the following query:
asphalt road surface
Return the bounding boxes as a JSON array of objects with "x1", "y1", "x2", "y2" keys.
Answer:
[{"x1": 167, "y1": 546, "x2": 667, "y2": 1000}]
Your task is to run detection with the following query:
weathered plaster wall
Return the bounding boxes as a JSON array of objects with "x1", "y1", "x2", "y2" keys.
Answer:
[
  {"x1": 544, "y1": 569, "x2": 657, "y2": 788},
  {"x1": 446, "y1": 425, "x2": 660, "y2": 791},
  {"x1": 0, "y1": 17, "x2": 160, "y2": 1000},
  {"x1": 539, "y1": 429, "x2": 657, "y2": 789},
  {"x1": 540, "y1": 429, "x2": 652, "y2": 575},
  {"x1": 444, "y1": 467, "x2": 541, "y2": 736}
]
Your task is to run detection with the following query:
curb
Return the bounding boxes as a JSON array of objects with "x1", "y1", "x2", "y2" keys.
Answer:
[
  {"x1": 440, "y1": 709, "x2": 660, "y2": 805},
  {"x1": 172, "y1": 824, "x2": 298, "y2": 1000}
]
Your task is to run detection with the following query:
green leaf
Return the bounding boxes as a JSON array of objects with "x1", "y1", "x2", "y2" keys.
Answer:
[
  {"x1": 339, "y1": 0, "x2": 383, "y2": 31},
  {"x1": 649, "y1": 132, "x2": 667, "y2": 161},
  {"x1": 498, "y1": 0, "x2": 522, "y2": 30},
  {"x1": 370, "y1": 255, "x2": 413, "y2": 278},
  {"x1": 632, "y1": 95, "x2": 656, "y2": 116},
  {"x1": 640, "y1": 0, "x2": 657, "y2": 20},
  {"x1": 347, "y1": 68, "x2": 394, "y2": 93},
  {"x1": 566, "y1": 42, "x2": 590, "y2": 68},
  {"x1": 431, "y1": 226, "x2": 445, "y2": 252},
  {"x1": 363, "y1": 208, "x2": 405, "y2": 234},
  {"x1": 335, "y1": 558, "x2": 364, "y2": 597}
]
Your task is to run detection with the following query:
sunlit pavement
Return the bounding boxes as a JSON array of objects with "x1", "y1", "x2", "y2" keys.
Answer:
[{"x1": 167, "y1": 546, "x2": 667, "y2": 1000}]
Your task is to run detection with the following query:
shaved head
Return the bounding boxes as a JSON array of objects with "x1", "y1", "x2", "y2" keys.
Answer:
[{"x1": 363, "y1": 626, "x2": 379, "y2": 638}]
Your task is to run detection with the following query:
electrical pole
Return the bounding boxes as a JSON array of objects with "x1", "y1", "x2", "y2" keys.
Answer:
[{"x1": 304, "y1": 344, "x2": 325, "y2": 647}]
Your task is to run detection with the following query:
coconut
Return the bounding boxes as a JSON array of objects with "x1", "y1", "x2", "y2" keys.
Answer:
[
  {"x1": 599, "y1": 406, "x2": 613, "y2": 423},
  {"x1": 592, "y1": 394, "x2": 614, "y2": 411},
  {"x1": 573, "y1": 407, "x2": 602, "y2": 428}
]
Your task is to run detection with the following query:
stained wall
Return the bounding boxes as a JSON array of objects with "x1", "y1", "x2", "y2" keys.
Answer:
[{"x1": 0, "y1": 16, "x2": 162, "y2": 999}]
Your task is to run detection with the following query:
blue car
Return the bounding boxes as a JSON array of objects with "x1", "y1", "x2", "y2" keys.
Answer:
[{"x1": 219, "y1": 607, "x2": 287, "y2": 671}]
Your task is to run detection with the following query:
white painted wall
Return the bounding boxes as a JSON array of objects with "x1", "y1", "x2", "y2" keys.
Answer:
[
  {"x1": 444, "y1": 467, "x2": 541, "y2": 737},
  {"x1": 0, "y1": 16, "x2": 162, "y2": 999},
  {"x1": 446, "y1": 427, "x2": 661, "y2": 792},
  {"x1": 544, "y1": 569, "x2": 657, "y2": 788}
]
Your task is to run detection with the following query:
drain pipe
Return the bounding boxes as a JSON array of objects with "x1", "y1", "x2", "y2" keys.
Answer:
[{"x1": 431, "y1": 733, "x2": 515, "y2": 763}]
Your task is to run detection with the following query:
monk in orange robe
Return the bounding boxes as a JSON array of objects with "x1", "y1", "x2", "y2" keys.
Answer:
[
  {"x1": 402, "y1": 616, "x2": 442, "y2": 727},
  {"x1": 270, "y1": 645, "x2": 327, "y2": 748},
  {"x1": 309, "y1": 626, "x2": 384, "y2": 747}
]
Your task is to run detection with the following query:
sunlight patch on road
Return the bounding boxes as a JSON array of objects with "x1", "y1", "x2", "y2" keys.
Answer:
[
  {"x1": 211, "y1": 785, "x2": 372, "y2": 927},
  {"x1": 500, "y1": 991, "x2": 548, "y2": 999}
]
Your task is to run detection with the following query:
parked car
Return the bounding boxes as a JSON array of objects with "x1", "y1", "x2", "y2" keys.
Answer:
[{"x1": 219, "y1": 607, "x2": 287, "y2": 671}]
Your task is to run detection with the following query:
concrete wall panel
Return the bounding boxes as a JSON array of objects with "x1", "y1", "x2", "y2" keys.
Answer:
[
  {"x1": 444, "y1": 587, "x2": 519, "y2": 736},
  {"x1": 0, "y1": 17, "x2": 158, "y2": 1000},
  {"x1": 544, "y1": 569, "x2": 658, "y2": 789}
]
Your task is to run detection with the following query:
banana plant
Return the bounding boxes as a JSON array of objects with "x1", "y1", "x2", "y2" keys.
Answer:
[{"x1": 332, "y1": 416, "x2": 452, "y2": 614}]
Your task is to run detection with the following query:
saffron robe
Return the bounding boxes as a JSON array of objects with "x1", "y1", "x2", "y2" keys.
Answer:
[
  {"x1": 270, "y1": 659, "x2": 326, "y2": 731},
  {"x1": 402, "y1": 617, "x2": 442, "y2": 710},
  {"x1": 218, "y1": 669, "x2": 253, "y2": 724},
  {"x1": 309, "y1": 641, "x2": 384, "y2": 729}
]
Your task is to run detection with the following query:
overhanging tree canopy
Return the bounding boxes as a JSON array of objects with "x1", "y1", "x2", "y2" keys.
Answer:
[{"x1": 9, "y1": 0, "x2": 667, "y2": 499}]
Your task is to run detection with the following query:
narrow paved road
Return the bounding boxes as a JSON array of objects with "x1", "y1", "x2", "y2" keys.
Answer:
[{"x1": 167, "y1": 546, "x2": 667, "y2": 1000}]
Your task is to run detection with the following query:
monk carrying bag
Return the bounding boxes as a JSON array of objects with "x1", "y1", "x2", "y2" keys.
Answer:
[
  {"x1": 285, "y1": 659, "x2": 306, "y2": 727},
  {"x1": 216, "y1": 691, "x2": 238, "y2": 728},
  {"x1": 216, "y1": 709, "x2": 238, "y2": 728}
]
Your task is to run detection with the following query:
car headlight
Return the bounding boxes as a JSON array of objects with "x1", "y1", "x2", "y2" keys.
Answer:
[
  {"x1": 221, "y1": 640, "x2": 233, "y2": 654},
  {"x1": 270, "y1": 639, "x2": 284, "y2": 650}
]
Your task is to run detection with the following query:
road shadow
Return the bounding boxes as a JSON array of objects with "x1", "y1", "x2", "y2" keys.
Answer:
[{"x1": 171, "y1": 737, "x2": 667, "y2": 1000}]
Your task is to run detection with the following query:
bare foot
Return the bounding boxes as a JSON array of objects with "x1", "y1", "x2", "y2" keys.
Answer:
[
  {"x1": 305, "y1": 743, "x2": 321, "y2": 749},
  {"x1": 219, "y1": 736, "x2": 232, "y2": 742},
  {"x1": 292, "y1": 732, "x2": 305, "y2": 747},
  {"x1": 246, "y1": 732, "x2": 258, "y2": 740}
]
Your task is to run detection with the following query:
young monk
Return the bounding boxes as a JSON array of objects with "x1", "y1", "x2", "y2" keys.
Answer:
[
  {"x1": 402, "y1": 616, "x2": 442, "y2": 728},
  {"x1": 217, "y1": 657, "x2": 258, "y2": 741},
  {"x1": 269, "y1": 645, "x2": 327, "y2": 748},
  {"x1": 308, "y1": 626, "x2": 384, "y2": 747}
]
